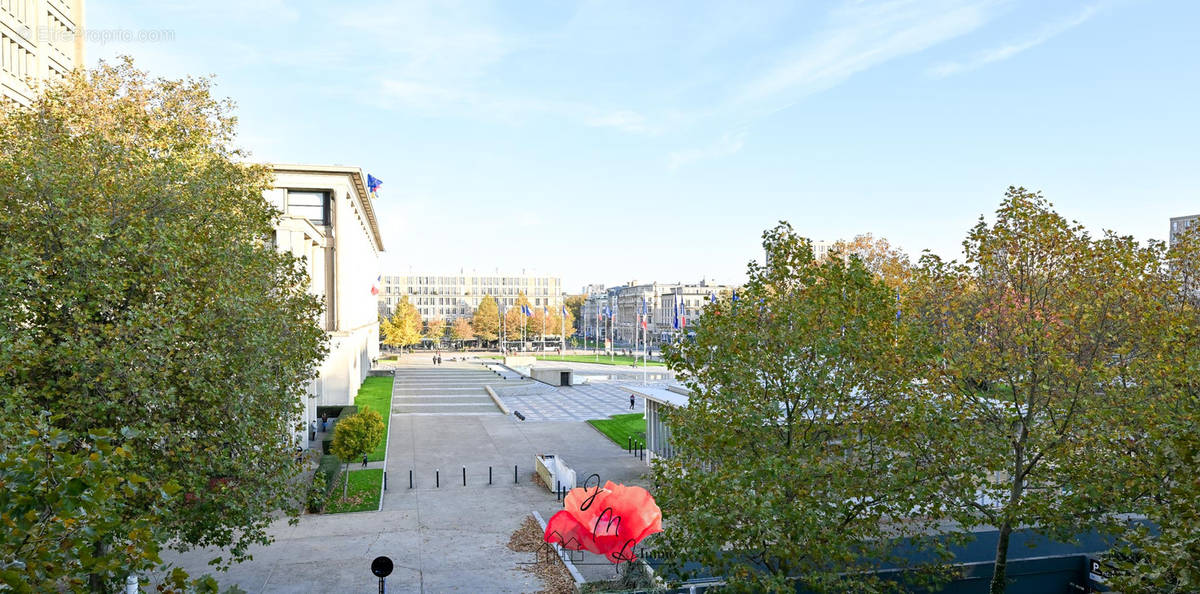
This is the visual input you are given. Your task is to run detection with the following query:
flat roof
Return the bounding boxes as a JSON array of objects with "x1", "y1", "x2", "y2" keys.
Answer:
[
  {"x1": 270, "y1": 163, "x2": 385, "y2": 252},
  {"x1": 623, "y1": 385, "x2": 690, "y2": 408}
]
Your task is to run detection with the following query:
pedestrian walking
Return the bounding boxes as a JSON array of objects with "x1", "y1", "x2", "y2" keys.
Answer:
[
  {"x1": 320, "y1": 412, "x2": 328, "y2": 432},
  {"x1": 362, "y1": 453, "x2": 368, "y2": 468},
  {"x1": 630, "y1": 394, "x2": 636, "y2": 410},
  {"x1": 432, "y1": 354, "x2": 437, "y2": 365}
]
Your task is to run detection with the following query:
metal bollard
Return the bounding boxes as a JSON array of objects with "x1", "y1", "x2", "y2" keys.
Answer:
[
  {"x1": 384, "y1": 471, "x2": 388, "y2": 491},
  {"x1": 409, "y1": 470, "x2": 413, "y2": 489},
  {"x1": 514, "y1": 464, "x2": 518, "y2": 484},
  {"x1": 436, "y1": 469, "x2": 440, "y2": 488},
  {"x1": 489, "y1": 466, "x2": 493, "y2": 485},
  {"x1": 463, "y1": 467, "x2": 466, "y2": 486},
  {"x1": 627, "y1": 436, "x2": 632, "y2": 452},
  {"x1": 556, "y1": 481, "x2": 561, "y2": 501}
]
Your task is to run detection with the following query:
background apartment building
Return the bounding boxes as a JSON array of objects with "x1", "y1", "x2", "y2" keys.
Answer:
[
  {"x1": 1, "y1": 0, "x2": 84, "y2": 106},
  {"x1": 380, "y1": 272, "x2": 562, "y2": 321},
  {"x1": 1170, "y1": 214, "x2": 1199, "y2": 247},
  {"x1": 582, "y1": 279, "x2": 733, "y2": 346},
  {"x1": 266, "y1": 164, "x2": 383, "y2": 441}
]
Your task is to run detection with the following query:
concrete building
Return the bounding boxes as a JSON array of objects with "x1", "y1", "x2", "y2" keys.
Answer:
[
  {"x1": 1170, "y1": 214, "x2": 1200, "y2": 247},
  {"x1": 625, "y1": 385, "x2": 690, "y2": 462},
  {"x1": 1, "y1": 0, "x2": 85, "y2": 106},
  {"x1": 581, "y1": 280, "x2": 733, "y2": 347},
  {"x1": 811, "y1": 239, "x2": 837, "y2": 262},
  {"x1": 380, "y1": 272, "x2": 562, "y2": 322},
  {"x1": 265, "y1": 164, "x2": 383, "y2": 441},
  {"x1": 656, "y1": 281, "x2": 732, "y2": 342}
]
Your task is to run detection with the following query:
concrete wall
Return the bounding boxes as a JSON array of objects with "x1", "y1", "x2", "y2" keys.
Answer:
[
  {"x1": 269, "y1": 165, "x2": 383, "y2": 445},
  {"x1": 530, "y1": 367, "x2": 572, "y2": 387}
]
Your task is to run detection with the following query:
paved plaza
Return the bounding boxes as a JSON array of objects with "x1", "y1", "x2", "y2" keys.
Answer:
[
  {"x1": 493, "y1": 381, "x2": 654, "y2": 422},
  {"x1": 391, "y1": 365, "x2": 504, "y2": 415},
  {"x1": 156, "y1": 359, "x2": 650, "y2": 592}
]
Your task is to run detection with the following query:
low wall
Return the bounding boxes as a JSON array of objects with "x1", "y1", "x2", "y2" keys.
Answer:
[{"x1": 504, "y1": 355, "x2": 536, "y2": 368}]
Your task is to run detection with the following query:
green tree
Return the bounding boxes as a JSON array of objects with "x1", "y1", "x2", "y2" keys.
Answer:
[
  {"x1": 329, "y1": 409, "x2": 385, "y2": 499},
  {"x1": 450, "y1": 317, "x2": 474, "y2": 346},
  {"x1": 1105, "y1": 229, "x2": 1200, "y2": 592},
  {"x1": 383, "y1": 296, "x2": 422, "y2": 351},
  {"x1": 0, "y1": 410, "x2": 171, "y2": 590},
  {"x1": 0, "y1": 59, "x2": 326, "y2": 586},
  {"x1": 654, "y1": 223, "x2": 951, "y2": 593},
  {"x1": 907, "y1": 188, "x2": 1160, "y2": 594},
  {"x1": 472, "y1": 295, "x2": 499, "y2": 344}
]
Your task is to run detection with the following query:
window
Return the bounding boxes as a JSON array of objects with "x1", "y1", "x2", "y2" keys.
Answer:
[{"x1": 286, "y1": 190, "x2": 329, "y2": 225}]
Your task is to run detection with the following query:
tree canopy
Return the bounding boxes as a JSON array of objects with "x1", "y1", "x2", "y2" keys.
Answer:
[
  {"x1": 329, "y1": 409, "x2": 385, "y2": 499},
  {"x1": 450, "y1": 318, "x2": 474, "y2": 344},
  {"x1": 383, "y1": 296, "x2": 422, "y2": 350},
  {"x1": 0, "y1": 59, "x2": 327, "y2": 589},
  {"x1": 655, "y1": 223, "x2": 951, "y2": 592},
  {"x1": 905, "y1": 188, "x2": 1165, "y2": 593},
  {"x1": 471, "y1": 295, "x2": 499, "y2": 342}
]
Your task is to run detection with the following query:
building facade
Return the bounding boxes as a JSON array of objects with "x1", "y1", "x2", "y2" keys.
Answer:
[
  {"x1": 266, "y1": 164, "x2": 383, "y2": 441},
  {"x1": 380, "y1": 272, "x2": 562, "y2": 322},
  {"x1": 1170, "y1": 214, "x2": 1200, "y2": 247},
  {"x1": 1, "y1": 0, "x2": 85, "y2": 106},
  {"x1": 582, "y1": 280, "x2": 733, "y2": 347}
]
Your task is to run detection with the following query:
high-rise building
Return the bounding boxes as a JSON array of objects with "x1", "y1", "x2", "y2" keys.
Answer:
[
  {"x1": 1, "y1": 0, "x2": 86, "y2": 106},
  {"x1": 380, "y1": 272, "x2": 562, "y2": 322},
  {"x1": 266, "y1": 164, "x2": 384, "y2": 442}
]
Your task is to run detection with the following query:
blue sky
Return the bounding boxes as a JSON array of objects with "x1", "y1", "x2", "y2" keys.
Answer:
[{"x1": 89, "y1": 1, "x2": 1199, "y2": 292}]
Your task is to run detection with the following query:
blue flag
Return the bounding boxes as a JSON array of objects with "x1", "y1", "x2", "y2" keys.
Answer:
[
  {"x1": 367, "y1": 174, "x2": 383, "y2": 194},
  {"x1": 710, "y1": 291, "x2": 717, "y2": 303},
  {"x1": 673, "y1": 300, "x2": 680, "y2": 329}
]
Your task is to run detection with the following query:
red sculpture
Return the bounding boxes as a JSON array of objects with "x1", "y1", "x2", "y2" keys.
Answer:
[{"x1": 543, "y1": 481, "x2": 662, "y2": 563}]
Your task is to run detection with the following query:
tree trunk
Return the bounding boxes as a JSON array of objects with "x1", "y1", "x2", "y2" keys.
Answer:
[
  {"x1": 89, "y1": 540, "x2": 110, "y2": 593},
  {"x1": 989, "y1": 520, "x2": 1013, "y2": 594}
]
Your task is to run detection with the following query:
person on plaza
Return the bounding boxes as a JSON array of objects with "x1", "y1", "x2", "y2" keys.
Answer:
[
  {"x1": 630, "y1": 394, "x2": 636, "y2": 410},
  {"x1": 320, "y1": 411, "x2": 328, "y2": 432},
  {"x1": 362, "y1": 453, "x2": 368, "y2": 468}
]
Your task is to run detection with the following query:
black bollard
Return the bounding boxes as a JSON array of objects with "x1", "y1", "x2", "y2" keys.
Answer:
[
  {"x1": 556, "y1": 481, "x2": 561, "y2": 501},
  {"x1": 627, "y1": 436, "x2": 631, "y2": 452},
  {"x1": 436, "y1": 469, "x2": 440, "y2": 488},
  {"x1": 384, "y1": 471, "x2": 388, "y2": 491},
  {"x1": 409, "y1": 470, "x2": 413, "y2": 489},
  {"x1": 514, "y1": 464, "x2": 518, "y2": 484},
  {"x1": 463, "y1": 467, "x2": 466, "y2": 486},
  {"x1": 489, "y1": 466, "x2": 493, "y2": 485}
]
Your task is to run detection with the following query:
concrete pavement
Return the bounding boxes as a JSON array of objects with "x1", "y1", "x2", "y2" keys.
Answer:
[{"x1": 155, "y1": 359, "x2": 650, "y2": 592}]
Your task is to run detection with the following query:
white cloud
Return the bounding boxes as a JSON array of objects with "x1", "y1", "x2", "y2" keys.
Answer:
[
  {"x1": 928, "y1": 3, "x2": 1103, "y2": 77},
  {"x1": 584, "y1": 110, "x2": 657, "y2": 135},
  {"x1": 668, "y1": 130, "x2": 747, "y2": 171},
  {"x1": 735, "y1": 0, "x2": 998, "y2": 106}
]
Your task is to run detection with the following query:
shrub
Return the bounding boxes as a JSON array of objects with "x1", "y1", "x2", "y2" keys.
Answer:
[{"x1": 306, "y1": 469, "x2": 328, "y2": 513}]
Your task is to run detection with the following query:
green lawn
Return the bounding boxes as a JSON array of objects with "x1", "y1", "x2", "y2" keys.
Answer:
[
  {"x1": 588, "y1": 413, "x2": 646, "y2": 448},
  {"x1": 325, "y1": 469, "x2": 382, "y2": 513},
  {"x1": 354, "y1": 376, "x2": 393, "y2": 462},
  {"x1": 479, "y1": 354, "x2": 665, "y2": 367}
]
